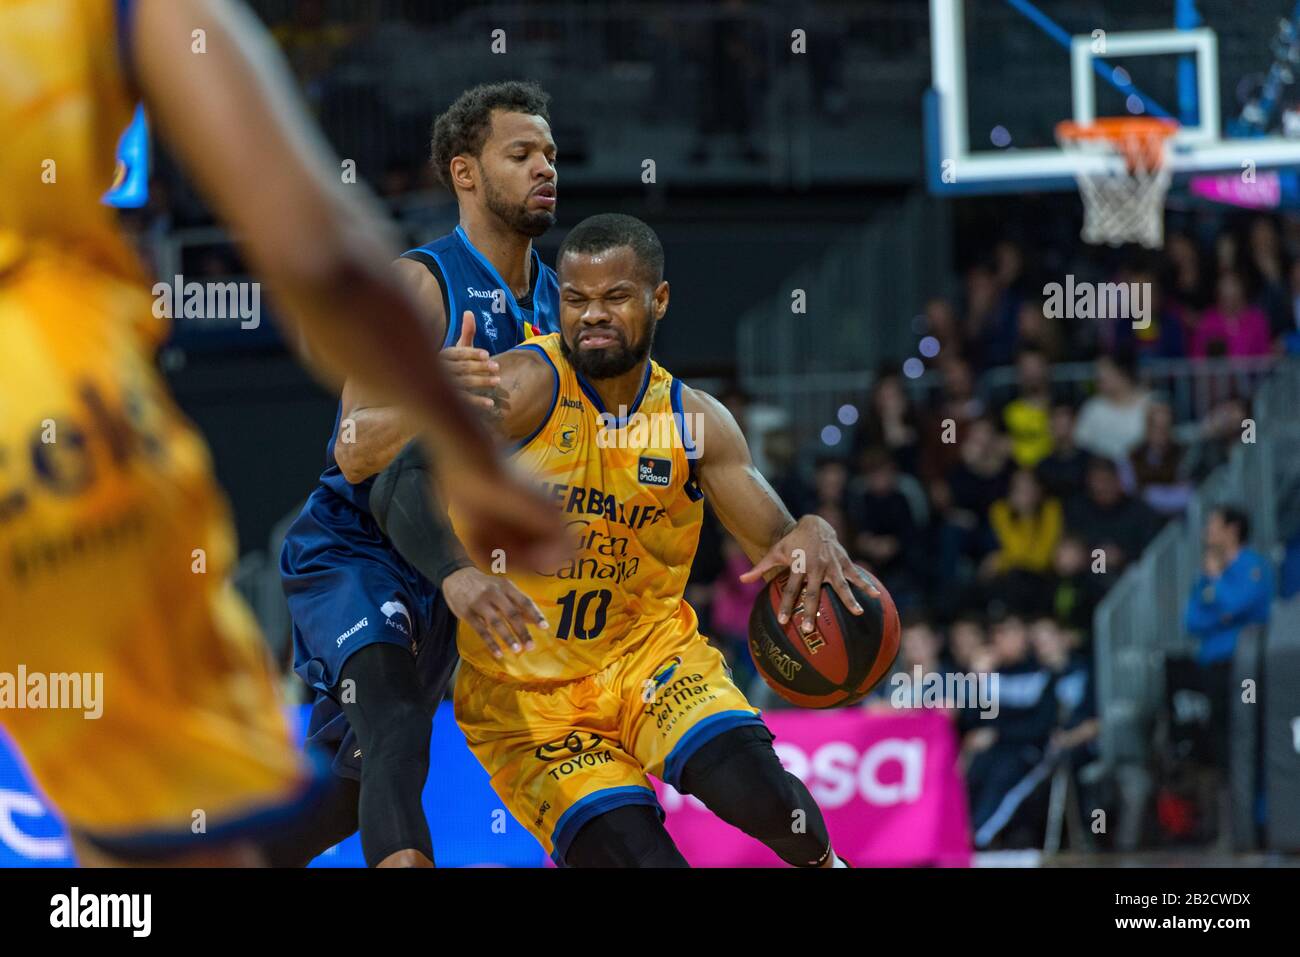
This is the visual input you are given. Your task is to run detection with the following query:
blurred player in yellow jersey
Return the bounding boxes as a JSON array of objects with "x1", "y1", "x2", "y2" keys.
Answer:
[
  {"x1": 381, "y1": 214, "x2": 868, "y2": 866},
  {"x1": 0, "y1": 0, "x2": 562, "y2": 866}
]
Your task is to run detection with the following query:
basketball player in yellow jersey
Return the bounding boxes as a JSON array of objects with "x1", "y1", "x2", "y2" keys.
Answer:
[
  {"x1": 0, "y1": 0, "x2": 561, "y2": 866},
  {"x1": 434, "y1": 213, "x2": 871, "y2": 866}
]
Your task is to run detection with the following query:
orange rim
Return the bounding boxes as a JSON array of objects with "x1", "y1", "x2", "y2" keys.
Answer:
[{"x1": 1056, "y1": 118, "x2": 1179, "y2": 170}]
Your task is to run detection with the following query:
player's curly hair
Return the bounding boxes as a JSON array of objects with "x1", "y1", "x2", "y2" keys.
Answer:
[
  {"x1": 429, "y1": 81, "x2": 551, "y2": 191},
  {"x1": 558, "y1": 213, "x2": 664, "y2": 285}
]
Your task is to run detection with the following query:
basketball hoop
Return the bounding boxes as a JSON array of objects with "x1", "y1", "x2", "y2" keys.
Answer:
[{"x1": 1056, "y1": 118, "x2": 1180, "y2": 249}]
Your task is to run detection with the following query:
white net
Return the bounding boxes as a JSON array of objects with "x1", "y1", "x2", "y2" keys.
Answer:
[{"x1": 1057, "y1": 122, "x2": 1177, "y2": 250}]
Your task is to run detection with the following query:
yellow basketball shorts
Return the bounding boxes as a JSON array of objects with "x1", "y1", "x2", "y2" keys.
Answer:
[
  {"x1": 455, "y1": 624, "x2": 765, "y2": 863},
  {"x1": 0, "y1": 255, "x2": 318, "y2": 856}
]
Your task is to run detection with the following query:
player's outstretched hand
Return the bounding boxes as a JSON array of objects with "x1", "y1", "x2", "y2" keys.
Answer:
[
  {"x1": 443, "y1": 566, "x2": 548, "y2": 658},
  {"x1": 440, "y1": 312, "x2": 509, "y2": 416},
  {"x1": 739, "y1": 515, "x2": 875, "y2": 633}
]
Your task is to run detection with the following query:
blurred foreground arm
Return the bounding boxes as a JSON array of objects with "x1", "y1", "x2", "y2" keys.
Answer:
[{"x1": 131, "y1": 0, "x2": 564, "y2": 562}]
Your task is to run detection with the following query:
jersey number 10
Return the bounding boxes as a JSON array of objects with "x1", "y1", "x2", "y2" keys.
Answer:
[{"x1": 555, "y1": 588, "x2": 612, "y2": 641}]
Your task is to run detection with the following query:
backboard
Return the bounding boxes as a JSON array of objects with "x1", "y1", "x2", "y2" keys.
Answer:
[{"x1": 926, "y1": 0, "x2": 1300, "y2": 197}]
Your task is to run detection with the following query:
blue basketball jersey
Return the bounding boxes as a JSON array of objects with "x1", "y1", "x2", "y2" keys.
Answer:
[{"x1": 316, "y1": 226, "x2": 559, "y2": 512}]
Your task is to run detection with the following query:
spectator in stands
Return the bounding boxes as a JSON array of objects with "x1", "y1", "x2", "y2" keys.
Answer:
[
  {"x1": 932, "y1": 415, "x2": 1011, "y2": 579},
  {"x1": 762, "y1": 427, "x2": 813, "y2": 518},
  {"x1": 1036, "y1": 401, "x2": 1088, "y2": 501},
  {"x1": 1173, "y1": 506, "x2": 1274, "y2": 786},
  {"x1": 985, "y1": 468, "x2": 1062, "y2": 580},
  {"x1": 1073, "y1": 350, "x2": 1152, "y2": 461},
  {"x1": 920, "y1": 353, "x2": 985, "y2": 482},
  {"x1": 923, "y1": 296, "x2": 962, "y2": 358},
  {"x1": 947, "y1": 415, "x2": 1012, "y2": 521},
  {"x1": 705, "y1": 535, "x2": 764, "y2": 691},
  {"x1": 1181, "y1": 392, "x2": 1252, "y2": 482},
  {"x1": 1122, "y1": 397, "x2": 1192, "y2": 516},
  {"x1": 1047, "y1": 534, "x2": 1104, "y2": 643},
  {"x1": 1032, "y1": 617, "x2": 1101, "y2": 846},
  {"x1": 1111, "y1": 264, "x2": 1186, "y2": 360},
  {"x1": 811, "y1": 455, "x2": 851, "y2": 544},
  {"x1": 962, "y1": 264, "x2": 1001, "y2": 365},
  {"x1": 849, "y1": 447, "x2": 921, "y2": 609},
  {"x1": 1164, "y1": 231, "x2": 1213, "y2": 317},
  {"x1": 1031, "y1": 618, "x2": 1099, "y2": 759},
  {"x1": 1191, "y1": 270, "x2": 1272, "y2": 358},
  {"x1": 685, "y1": 508, "x2": 726, "y2": 630},
  {"x1": 1243, "y1": 216, "x2": 1292, "y2": 339},
  {"x1": 1065, "y1": 457, "x2": 1160, "y2": 577},
  {"x1": 964, "y1": 245, "x2": 1024, "y2": 369},
  {"x1": 856, "y1": 363, "x2": 921, "y2": 475},
  {"x1": 946, "y1": 613, "x2": 987, "y2": 674},
  {"x1": 869, "y1": 610, "x2": 945, "y2": 711},
  {"x1": 1184, "y1": 506, "x2": 1274, "y2": 668},
  {"x1": 1001, "y1": 347, "x2": 1054, "y2": 468},
  {"x1": 1016, "y1": 297, "x2": 1063, "y2": 362},
  {"x1": 965, "y1": 614, "x2": 1057, "y2": 846},
  {"x1": 1215, "y1": 229, "x2": 1238, "y2": 274}
]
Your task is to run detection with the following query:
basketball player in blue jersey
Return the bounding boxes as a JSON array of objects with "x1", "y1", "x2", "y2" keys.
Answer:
[{"x1": 278, "y1": 82, "x2": 562, "y2": 867}]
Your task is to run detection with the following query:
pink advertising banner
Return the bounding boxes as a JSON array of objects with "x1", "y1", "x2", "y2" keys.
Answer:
[{"x1": 654, "y1": 708, "x2": 972, "y2": 867}]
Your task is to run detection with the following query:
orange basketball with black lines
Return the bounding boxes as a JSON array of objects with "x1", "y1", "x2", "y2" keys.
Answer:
[{"x1": 747, "y1": 566, "x2": 900, "y2": 708}]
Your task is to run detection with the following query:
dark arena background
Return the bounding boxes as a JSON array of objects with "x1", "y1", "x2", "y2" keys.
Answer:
[{"x1": 3, "y1": 0, "x2": 1300, "y2": 912}]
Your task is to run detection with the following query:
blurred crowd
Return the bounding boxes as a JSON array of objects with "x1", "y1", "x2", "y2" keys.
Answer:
[
  {"x1": 688, "y1": 213, "x2": 1300, "y2": 850},
  {"x1": 150, "y1": 2, "x2": 1300, "y2": 855}
]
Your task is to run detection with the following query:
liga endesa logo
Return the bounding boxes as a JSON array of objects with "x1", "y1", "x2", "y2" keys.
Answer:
[{"x1": 661, "y1": 738, "x2": 926, "y2": 811}]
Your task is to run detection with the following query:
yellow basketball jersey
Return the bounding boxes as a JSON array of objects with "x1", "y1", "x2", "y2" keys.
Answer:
[
  {"x1": 454, "y1": 333, "x2": 705, "y2": 682},
  {"x1": 0, "y1": 1, "x2": 312, "y2": 839},
  {"x1": 0, "y1": 0, "x2": 154, "y2": 323}
]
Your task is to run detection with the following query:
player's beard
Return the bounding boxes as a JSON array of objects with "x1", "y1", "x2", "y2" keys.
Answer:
[
  {"x1": 482, "y1": 170, "x2": 555, "y2": 238},
  {"x1": 561, "y1": 320, "x2": 655, "y2": 380}
]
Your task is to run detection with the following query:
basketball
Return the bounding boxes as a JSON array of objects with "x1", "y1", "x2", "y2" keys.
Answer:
[{"x1": 747, "y1": 566, "x2": 900, "y2": 709}]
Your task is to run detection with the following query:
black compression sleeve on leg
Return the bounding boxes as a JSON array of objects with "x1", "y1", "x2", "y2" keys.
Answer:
[
  {"x1": 562, "y1": 804, "x2": 689, "y2": 868},
  {"x1": 339, "y1": 643, "x2": 435, "y2": 866},
  {"x1": 678, "y1": 724, "x2": 832, "y2": 867},
  {"x1": 257, "y1": 774, "x2": 360, "y2": 868},
  {"x1": 369, "y1": 440, "x2": 473, "y2": 587}
]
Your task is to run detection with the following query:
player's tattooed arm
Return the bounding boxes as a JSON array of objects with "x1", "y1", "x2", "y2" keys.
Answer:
[
  {"x1": 683, "y1": 387, "x2": 872, "y2": 631},
  {"x1": 486, "y1": 347, "x2": 559, "y2": 445}
]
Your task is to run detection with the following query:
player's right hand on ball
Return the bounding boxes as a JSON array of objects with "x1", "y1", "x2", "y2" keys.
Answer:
[
  {"x1": 442, "y1": 566, "x2": 549, "y2": 658},
  {"x1": 441, "y1": 311, "x2": 509, "y2": 416}
]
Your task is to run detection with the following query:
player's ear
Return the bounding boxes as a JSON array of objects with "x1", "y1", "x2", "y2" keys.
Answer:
[
  {"x1": 653, "y1": 280, "x2": 669, "y2": 321},
  {"x1": 449, "y1": 155, "x2": 476, "y2": 194}
]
